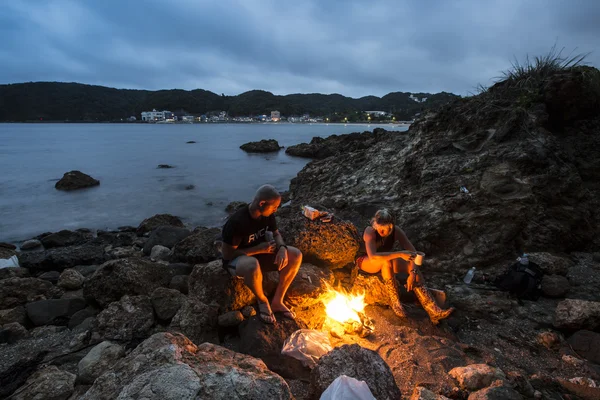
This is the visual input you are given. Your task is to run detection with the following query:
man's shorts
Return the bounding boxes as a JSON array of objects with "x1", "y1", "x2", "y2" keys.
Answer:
[{"x1": 222, "y1": 254, "x2": 280, "y2": 276}]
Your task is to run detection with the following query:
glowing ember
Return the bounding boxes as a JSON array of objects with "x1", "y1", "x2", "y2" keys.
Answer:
[{"x1": 324, "y1": 289, "x2": 366, "y2": 324}]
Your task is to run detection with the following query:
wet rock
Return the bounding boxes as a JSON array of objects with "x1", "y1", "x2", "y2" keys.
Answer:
[
  {"x1": 150, "y1": 245, "x2": 171, "y2": 261},
  {"x1": 20, "y1": 239, "x2": 42, "y2": 250},
  {"x1": 567, "y1": 330, "x2": 600, "y2": 364},
  {"x1": 0, "y1": 277, "x2": 55, "y2": 308},
  {"x1": 26, "y1": 298, "x2": 86, "y2": 326},
  {"x1": 218, "y1": 311, "x2": 244, "y2": 327},
  {"x1": 169, "y1": 298, "x2": 218, "y2": 345},
  {"x1": 554, "y1": 299, "x2": 600, "y2": 331},
  {"x1": 142, "y1": 225, "x2": 191, "y2": 255},
  {"x1": 0, "y1": 305, "x2": 27, "y2": 326},
  {"x1": 188, "y1": 260, "x2": 256, "y2": 312},
  {"x1": 169, "y1": 275, "x2": 189, "y2": 294},
  {"x1": 171, "y1": 227, "x2": 221, "y2": 264},
  {"x1": 150, "y1": 287, "x2": 185, "y2": 321},
  {"x1": 238, "y1": 314, "x2": 309, "y2": 380},
  {"x1": 11, "y1": 365, "x2": 76, "y2": 400},
  {"x1": 240, "y1": 139, "x2": 283, "y2": 153},
  {"x1": 83, "y1": 258, "x2": 173, "y2": 308},
  {"x1": 80, "y1": 332, "x2": 292, "y2": 400},
  {"x1": 136, "y1": 214, "x2": 185, "y2": 237},
  {"x1": 18, "y1": 244, "x2": 107, "y2": 273},
  {"x1": 448, "y1": 364, "x2": 506, "y2": 391},
  {"x1": 55, "y1": 170, "x2": 99, "y2": 191},
  {"x1": 157, "y1": 164, "x2": 174, "y2": 168},
  {"x1": 225, "y1": 201, "x2": 248, "y2": 215},
  {"x1": 58, "y1": 269, "x2": 85, "y2": 290},
  {"x1": 277, "y1": 209, "x2": 360, "y2": 269},
  {"x1": 41, "y1": 230, "x2": 92, "y2": 249},
  {"x1": 467, "y1": 385, "x2": 523, "y2": 400},
  {"x1": 0, "y1": 322, "x2": 29, "y2": 344},
  {"x1": 78, "y1": 341, "x2": 126, "y2": 384},
  {"x1": 541, "y1": 274, "x2": 569, "y2": 298},
  {"x1": 310, "y1": 344, "x2": 402, "y2": 400},
  {"x1": 95, "y1": 295, "x2": 155, "y2": 341}
]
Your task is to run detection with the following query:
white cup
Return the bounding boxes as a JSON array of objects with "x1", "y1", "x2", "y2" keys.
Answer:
[{"x1": 414, "y1": 252, "x2": 425, "y2": 266}]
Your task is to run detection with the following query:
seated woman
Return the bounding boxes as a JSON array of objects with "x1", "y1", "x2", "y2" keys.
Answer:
[{"x1": 355, "y1": 209, "x2": 454, "y2": 324}]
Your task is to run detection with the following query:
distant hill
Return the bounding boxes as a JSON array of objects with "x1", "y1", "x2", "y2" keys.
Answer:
[{"x1": 0, "y1": 82, "x2": 459, "y2": 121}]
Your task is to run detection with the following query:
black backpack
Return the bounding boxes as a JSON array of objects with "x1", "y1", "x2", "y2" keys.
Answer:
[{"x1": 494, "y1": 261, "x2": 544, "y2": 301}]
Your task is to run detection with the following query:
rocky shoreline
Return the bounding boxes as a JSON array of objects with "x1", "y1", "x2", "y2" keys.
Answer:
[{"x1": 2, "y1": 65, "x2": 600, "y2": 399}]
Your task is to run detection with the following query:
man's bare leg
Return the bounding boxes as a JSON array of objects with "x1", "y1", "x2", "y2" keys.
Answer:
[
  {"x1": 271, "y1": 247, "x2": 302, "y2": 316},
  {"x1": 235, "y1": 256, "x2": 275, "y2": 323}
]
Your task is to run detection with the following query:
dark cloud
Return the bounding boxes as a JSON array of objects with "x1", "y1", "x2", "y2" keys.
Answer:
[{"x1": 1, "y1": 0, "x2": 598, "y2": 97}]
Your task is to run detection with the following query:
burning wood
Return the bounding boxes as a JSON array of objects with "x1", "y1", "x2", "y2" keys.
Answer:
[{"x1": 321, "y1": 286, "x2": 375, "y2": 338}]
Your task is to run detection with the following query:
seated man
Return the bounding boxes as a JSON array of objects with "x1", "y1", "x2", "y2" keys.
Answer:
[{"x1": 221, "y1": 184, "x2": 302, "y2": 324}]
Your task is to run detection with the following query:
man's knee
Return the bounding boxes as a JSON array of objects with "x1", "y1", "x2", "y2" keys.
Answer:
[
  {"x1": 236, "y1": 257, "x2": 261, "y2": 277},
  {"x1": 287, "y1": 246, "x2": 302, "y2": 264}
]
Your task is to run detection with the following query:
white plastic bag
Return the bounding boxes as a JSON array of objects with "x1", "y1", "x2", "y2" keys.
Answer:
[
  {"x1": 320, "y1": 375, "x2": 376, "y2": 400},
  {"x1": 281, "y1": 329, "x2": 332, "y2": 368},
  {"x1": 0, "y1": 255, "x2": 20, "y2": 269}
]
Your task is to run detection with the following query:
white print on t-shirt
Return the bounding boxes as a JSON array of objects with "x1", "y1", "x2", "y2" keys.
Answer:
[{"x1": 248, "y1": 227, "x2": 270, "y2": 244}]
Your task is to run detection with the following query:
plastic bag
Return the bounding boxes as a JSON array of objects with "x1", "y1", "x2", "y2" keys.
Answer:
[
  {"x1": 320, "y1": 375, "x2": 376, "y2": 400},
  {"x1": 281, "y1": 329, "x2": 332, "y2": 368},
  {"x1": 0, "y1": 255, "x2": 20, "y2": 269}
]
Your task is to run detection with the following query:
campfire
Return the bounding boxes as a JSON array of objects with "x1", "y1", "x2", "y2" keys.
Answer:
[{"x1": 321, "y1": 285, "x2": 375, "y2": 338}]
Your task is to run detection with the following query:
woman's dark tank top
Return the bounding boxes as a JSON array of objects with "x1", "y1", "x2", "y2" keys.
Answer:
[{"x1": 372, "y1": 225, "x2": 396, "y2": 251}]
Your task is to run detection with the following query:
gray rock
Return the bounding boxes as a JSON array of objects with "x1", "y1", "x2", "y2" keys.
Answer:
[
  {"x1": 150, "y1": 245, "x2": 172, "y2": 261},
  {"x1": 411, "y1": 386, "x2": 451, "y2": 399},
  {"x1": 18, "y1": 244, "x2": 107, "y2": 273},
  {"x1": 0, "y1": 305, "x2": 27, "y2": 326},
  {"x1": 72, "y1": 264, "x2": 99, "y2": 278},
  {"x1": 68, "y1": 306, "x2": 99, "y2": 329},
  {"x1": 39, "y1": 270, "x2": 61, "y2": 283},
  {"x1": 61, "y1": 289, "x2": 84, "y2": 300},
  {"x1": 95, "y1": 295, "x2": 155, "y2": 341},
  {"x1": 150, "y1": 287, "x2": 185, "y2": 321},
  {"x1": 310, "y1": 344, "x2": 402, "y2": 400},
  {"x1": 171, "y1": 227, "x2": 221, "y2": 264},
  {"x1": 240, "y1": 305, "x2": 256, "y2": 318},
  {"x1": 528, "y1": 253, "x2": 574, "y2": 276},
  {"x1": 467, "y1": 386, "x2": 523, "y2": 400},
  {"x1": 58, "y1": 269, "x2": 85, "y2": 290},
  {"x1": 143, "y1": 226, "x2": 191, "y2": 255},
  {"x1": 448, "y1": 364, "x2": 506, "y2": 391},
  {"x1": 170, "y1": 298, "x2": 218, "y2": 345},
  {"x1": 55, "y1": 170, "x2": 100, "y2": 191},
  {"x1": 240, "y1": 139, "x2": 283, "y2": 153},
  {"x1": 0, "y1": 277, "x2": 55, "y2": 309},
  {"x1": 566, "y1": 264, "x2": 600, "y2": 301},
  {"x1": 80, "y1": 332, "x2": 292, "y2": 400},
  {"x1": 11, "y1": 365, "x2": 76, "y2": 400},
  {"x1": 21, "y1": 239, "x2": 42, "y2": 250},
  {"x1": 78, "y1": 341, "x2": 126, "y2": 384},
  {"x1": 0, "y1": 267, "x2": 30, "y2": 280},
  {"x1": 567, "y1": 330, "x2": 600, "y2": 364},
  {"x1": 169, "y1": 275, "x2": 189, "y2": 294},
  {"x1": 554, "y1": 299, "x2": 600, "y2": 330},
  {"x1": 218, "y1": 311, "x2": 244, "y2": 327},
  {"x1": 41, "y1": 229, "x2": 92, "y2": 249},
  {"x1": 0, "y1": 322, "x2": 29, "y2": 344},
  {"x1": 26, "y1": 298, "x2": 87, "y2": 326},
  {"x1": 541, "y1": 274, "x2": 569, "y2": 298},
  {"x1": 83, "y1": 258, "x2": 173, "y2": 308},
  {"x1": 225, "y1": 201, "x2": 248, "y2": 215},
  {"x1": 136, "y1": 214, "x2": 185, "y2": 237}
]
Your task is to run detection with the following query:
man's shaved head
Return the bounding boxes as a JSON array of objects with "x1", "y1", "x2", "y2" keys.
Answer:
[{"x1": 254, "y1": 184, "x2": 281, "y2": 202}]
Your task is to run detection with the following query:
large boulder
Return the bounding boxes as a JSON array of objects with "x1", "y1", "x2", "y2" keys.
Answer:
[
  {"x1": 169, "y1": 297, "x2": 218, "y2": 345},
  {"x1": 566, "y1": 263, "x2": 600, "y2": 301},
  {"x1": 0, "y1": 277, "x2": 56, "y2": 309},
  {"x1": 25, "y1": 298, "x2": 86, "y2": 326},
  {"x1": 467, "y1": 386, "x2": 523, "y2": 400},
  {"x1": 351, "y1": 273, "x2": 388, "y2": 306},
  {"x1": 80, "y1": 332, "x2": 293, "y2": 400},
  {"x1": 277, "y1": 209, "x2": 360, "y2": 269},
  {"x1": 448, "y1": 364, "x2": 506, "y2": 391},
  {"x1": 171, "y1": 227, "x2": 221, "y2": 264},
  {"x1": 55, "y1": 170, "x2": 99, "y2": 191},
  {"x1": 0, "y1": 305, "x2": 27, "y2": 325},
  {"x1": 240, "y1": 139, "x2": 283, "y2": 153},
  {"x1": 83, "y1": 258, "x2": 173, "y2": 308},
  {"x1": 94, "y1": 295, "x2": 155, "y2": 341},
  {"x1": 528, "y1": 252, "x2": 574, "y2": 276},
  {"x1": 150, "y1": 287, "x2": 185, "y2": 321},
  {"x1": 78, "y1": 341, "x2": 126, "y2": 384},
  {"x1": 17, "y1": 244, "x2": 107, "y2": 273},
  {"x1": 20, "y1": 239, "x2": 42, "y2": 250},
  {"x1": 188, "y1": 260, "x2": 256, "y2": 312},
  {"x1": 40, "y1": 229, "x2": 92, "y2": 249},
  {"x1": 541, "y1": 274, "x2": 570, "y2": 298},
  {"x1": 57, "y1": 268, "x2": 85, "y2": 290},
  {"x1": 567, "y1": 330, "x2": 600, "y2": 364},
  {"x1": 310, "y1": 344, "x2": 402, "y2": 400},
  {"x1": 136, "y1": 214, "x2": 185, "y2": 237},
  {"x1": 554, "y1": 299, "x2": 600, "y2": 331},
  {"x1": 0, "y1": 267, "x2": 30, "y2": 280},
  {"x1": 11, "y1": 365, "x2": 76, "y2": 400},
  {"x1": 286, "y1": 129, "x2": 395, "y2": 159},
  {"x1": 142, "y1": 225, "x2": 191, "y2": 255},
  {"x1": 285, "y1": 263, "x2": 334, "y2": 309}
]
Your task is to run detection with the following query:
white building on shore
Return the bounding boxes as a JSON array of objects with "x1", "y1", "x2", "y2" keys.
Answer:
[{"x1": 141, "y1": 109, "x2": 174, "y2": 122}]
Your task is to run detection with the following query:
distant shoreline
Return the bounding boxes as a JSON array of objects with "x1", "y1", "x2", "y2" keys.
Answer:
[{"x1": 0, "y1": 121, "x2": 413, "y2": 125}]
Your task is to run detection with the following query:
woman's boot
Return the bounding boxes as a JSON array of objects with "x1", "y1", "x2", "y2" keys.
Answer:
[
  {"x1": 383, "y1": 277, "x2": 406, "y2": 318},
  {"x1": 413, "y1": 285, "x2": 454, "y2": 325}
]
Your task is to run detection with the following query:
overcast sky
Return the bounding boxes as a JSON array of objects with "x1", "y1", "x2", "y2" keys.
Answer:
[{"x1": 1, "y1": 0, "x2": 599, "y2": 97}]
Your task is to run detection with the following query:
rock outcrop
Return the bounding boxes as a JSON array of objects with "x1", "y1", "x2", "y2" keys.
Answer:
[
  {"x1": 55, "y1": 170, "x2": 99, "y2": 191},
  {"x1": 240, "y1": 139, "x2": 283, "y2": 153}
]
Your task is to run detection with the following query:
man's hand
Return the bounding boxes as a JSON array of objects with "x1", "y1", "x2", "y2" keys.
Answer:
[
  {"x1": 275, "y1": 246, "x2": 288, "y2": 270},
  {"x1": 258, "y1": 241, "x2": 277, "y2": 254}
]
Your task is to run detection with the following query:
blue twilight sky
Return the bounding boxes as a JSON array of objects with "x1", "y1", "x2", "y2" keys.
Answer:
[{"x1": 1, "y1": 0, "x2": 599, "y2": 97}]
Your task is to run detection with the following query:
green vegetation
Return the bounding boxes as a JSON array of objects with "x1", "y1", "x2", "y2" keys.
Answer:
[{"x1": 0, "y1": 82, "x2": 458, "y2": 122}]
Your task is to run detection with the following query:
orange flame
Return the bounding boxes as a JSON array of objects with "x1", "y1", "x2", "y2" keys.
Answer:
[{"x1": 322, "y1": 287, "x2": 366, "y2": 324}]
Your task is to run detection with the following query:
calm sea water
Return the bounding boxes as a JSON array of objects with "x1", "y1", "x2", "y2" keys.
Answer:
[{"x1": 0, "y1": 123, "x2": 407, "y2": 244}]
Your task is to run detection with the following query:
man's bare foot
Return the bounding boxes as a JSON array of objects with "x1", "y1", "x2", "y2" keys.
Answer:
[
  {"x1": 257, "y1": 301, "x2": 276, "y2": 324},
  {"x1": 271, "y1": 302, "x2": 296, "y2": 320}
]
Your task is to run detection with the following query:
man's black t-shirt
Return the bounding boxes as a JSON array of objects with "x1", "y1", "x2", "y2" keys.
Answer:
[{"x1": 221, "y1": 206, "x2": 277, "y2": 260}]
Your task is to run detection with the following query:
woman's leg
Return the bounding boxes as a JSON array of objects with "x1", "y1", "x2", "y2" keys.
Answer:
[{"x1": 360, "y1": 258, "x2": 407, "y2": 318}]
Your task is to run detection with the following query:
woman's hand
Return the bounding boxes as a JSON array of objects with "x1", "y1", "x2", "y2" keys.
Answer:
[{"x1": 399, "y1": 251, "x2": 417, "y2": 262}]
